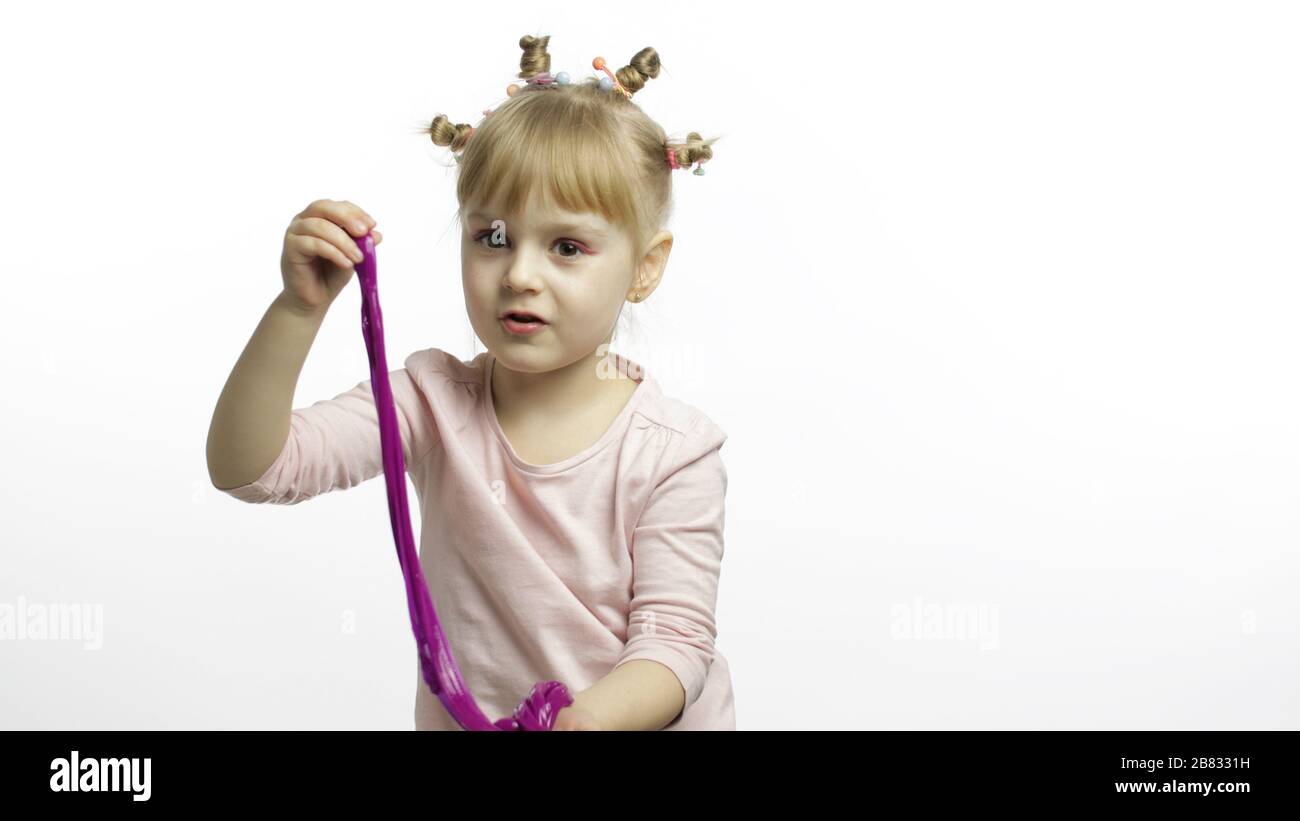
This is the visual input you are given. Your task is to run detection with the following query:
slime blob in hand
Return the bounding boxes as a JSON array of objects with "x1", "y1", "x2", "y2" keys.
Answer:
[{"x1": 354, "y1": 232, "x2": 574, "y2": 730}]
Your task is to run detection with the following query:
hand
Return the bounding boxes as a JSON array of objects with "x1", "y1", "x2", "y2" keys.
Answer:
[
  {"x1": 280, "y1": 198, "x2": 384, "y2": 316},
  {"x1": 552, "y1": 702, "x2": 603, "y2": 731}
]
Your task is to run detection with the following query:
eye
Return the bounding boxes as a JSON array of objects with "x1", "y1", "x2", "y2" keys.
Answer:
[
  {"x1": 554, "y1": 240, "x2": 591, "y2": 259},
  {"x1": 471, "y1": 231, "x2": 592, "y2": 260},
  {"x1": 473, "y1": 229, "x2": 508, "y2": 250}
]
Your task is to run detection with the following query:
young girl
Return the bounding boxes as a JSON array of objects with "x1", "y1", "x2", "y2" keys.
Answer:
[{"x1": 206, "y1": 34, "x2": 731, "y2": 731}]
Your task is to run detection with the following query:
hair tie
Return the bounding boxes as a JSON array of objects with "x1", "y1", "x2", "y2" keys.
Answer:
[
  {"x1": 666, "y1": 144, "x2": 708, "y2": 175},
  {"x1": 450, "y1": 49, "x2": 709, "y2": 175},
  {"x1": 592, "y1": 56, "x2": 633, "y2": 99}
]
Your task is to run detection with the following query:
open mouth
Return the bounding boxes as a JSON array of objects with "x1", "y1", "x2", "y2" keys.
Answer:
[{"x1": 501, "y1": 313, "x2": 548, "y2": 334}]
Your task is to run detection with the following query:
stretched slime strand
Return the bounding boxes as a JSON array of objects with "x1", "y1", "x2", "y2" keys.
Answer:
[{"x1": 354, "y1": 232, "x2": 574, "y2": 731}]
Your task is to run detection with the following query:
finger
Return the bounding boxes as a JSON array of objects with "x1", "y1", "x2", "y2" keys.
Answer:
[
  {"x1": 298, "y1": 198, "x2": 330, "y2": 220},
  {"x1": 307, "y1": 236, "x2": 356, "y2": 270},
  {"x1": 302, "y1": 199, "x2": 373, "y2": 241},
  {"x1": 298, "y1": 216, "x2": 365, "y2": 263},
  {"x1": 338, "y1": 200, "x2": 376, "y2": 233}
]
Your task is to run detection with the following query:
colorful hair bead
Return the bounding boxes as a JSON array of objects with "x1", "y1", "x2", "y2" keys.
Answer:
[{"x1": 592, "y1": 56, "x2": 633, "y2": 99}]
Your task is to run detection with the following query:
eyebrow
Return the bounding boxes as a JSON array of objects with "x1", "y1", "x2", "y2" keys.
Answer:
[{"x1": 466, "y1": 211, "x2": 608, "y2": 236}]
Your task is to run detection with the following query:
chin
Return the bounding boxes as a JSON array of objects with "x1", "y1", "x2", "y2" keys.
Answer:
[{"x1": 491, "y1": 347, "x2": 544, "y2": 370}]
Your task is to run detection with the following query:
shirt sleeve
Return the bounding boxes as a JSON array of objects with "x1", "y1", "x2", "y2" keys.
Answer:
[
  {"x1": 614, "y1": 412, "x2": 728, "y2": 728},
  {"x1": 217, "y1": 354, "x2": 436, "y2": 506}
]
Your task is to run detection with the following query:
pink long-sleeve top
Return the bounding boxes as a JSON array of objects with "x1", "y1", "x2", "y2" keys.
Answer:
[{"x1": 220, "y1": 347, "x2": 735, "y2": 730}]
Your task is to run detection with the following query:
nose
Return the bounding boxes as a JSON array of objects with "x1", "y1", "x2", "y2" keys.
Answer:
[{"x1": 501, "y1": 236, "x2": 546, "y2": 294}]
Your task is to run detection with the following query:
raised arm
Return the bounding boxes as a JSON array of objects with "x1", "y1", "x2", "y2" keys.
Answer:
[
  {"x1": 208, "y1": 198, "x2": 379, "y2": 491},
  {"x1": 207, "y1": 290, "x2": 328, "y2": 491}
]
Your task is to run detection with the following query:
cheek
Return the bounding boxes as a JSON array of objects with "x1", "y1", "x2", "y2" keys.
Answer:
[
  {"x1": 461, "y1": 272, "x2": 495, "y2": 325},
  {"x1": 462, "y1": 263, "x2": 494, "y2": 300}
]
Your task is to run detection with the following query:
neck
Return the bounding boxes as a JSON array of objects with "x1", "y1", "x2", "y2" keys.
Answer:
[{"x1": 490, "y1": 347, "x2": 635, "y2": 421}]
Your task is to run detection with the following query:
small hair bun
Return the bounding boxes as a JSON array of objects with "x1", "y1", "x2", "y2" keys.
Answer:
[
  {"x1": 615, "y1": 47, "x2": 661, "y2": 97},
  {"x1": 426, "y1": 113, "x2": 473, "y2": 152},
  {"x1": 518, "y1": 34, "x2": 552, "y2": 80}
]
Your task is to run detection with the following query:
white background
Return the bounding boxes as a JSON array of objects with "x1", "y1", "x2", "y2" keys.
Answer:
[{"x1": 2, "y1": 1, "x2": 1296, "y2": 729}]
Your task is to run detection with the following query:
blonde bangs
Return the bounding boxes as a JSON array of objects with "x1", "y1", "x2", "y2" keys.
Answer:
[{"x1": 456, "y1": 85, "x2": 649, "y2": 239}]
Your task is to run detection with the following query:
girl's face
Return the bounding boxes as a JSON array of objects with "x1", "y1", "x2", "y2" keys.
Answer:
[{"x1": 461, "y1": 193, "x2": 640, "y2": 374}]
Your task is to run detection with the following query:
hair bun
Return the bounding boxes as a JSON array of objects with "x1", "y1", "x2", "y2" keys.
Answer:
[
  {"x1": 616, "y1": 47, "x2": 660, "y2": 96},
  {"x1": 426, "y1": 113, "x2": 474, "y2": 152},
  {"x1": 518, "y1": 34, "x2": 552, "y2": 79}
]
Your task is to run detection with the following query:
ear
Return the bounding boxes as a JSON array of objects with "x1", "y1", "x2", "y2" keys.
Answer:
[{"x1": 630, "y1": 230, "x2": 673, "y2": 300}]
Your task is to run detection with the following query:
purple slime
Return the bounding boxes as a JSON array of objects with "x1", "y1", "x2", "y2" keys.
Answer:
[{"x1": 354, "y1": 232, "x2": 574, "y2": 731}]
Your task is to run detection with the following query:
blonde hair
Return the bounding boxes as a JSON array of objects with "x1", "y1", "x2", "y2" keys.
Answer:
[{"x1": 424, "y1": 34, "x2": 718, "y2": 261}]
